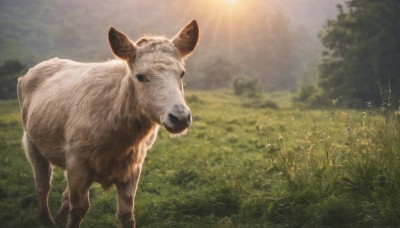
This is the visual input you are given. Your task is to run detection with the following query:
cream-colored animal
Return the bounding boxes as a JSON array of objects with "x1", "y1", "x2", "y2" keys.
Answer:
[{"x1": 17, "y1": 20, "x2": 199, "y2": 228}]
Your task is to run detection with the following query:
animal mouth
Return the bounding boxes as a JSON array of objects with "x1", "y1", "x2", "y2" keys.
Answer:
[
  {"x1": 160, "y1": 106, "x2": 192, "y2": 135},
  {"x1": 163, "y1": 124, "x2": 188, "y2": 134}
]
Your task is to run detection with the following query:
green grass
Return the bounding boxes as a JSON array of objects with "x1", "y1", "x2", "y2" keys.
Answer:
[{"x1": 1, "y1": 91, "x2": 400, "y2": 227}]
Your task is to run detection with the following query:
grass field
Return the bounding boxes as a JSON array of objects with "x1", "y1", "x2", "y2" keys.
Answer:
[{"x1": 1, "y1": 90, "x2": 400, "y2": 227}]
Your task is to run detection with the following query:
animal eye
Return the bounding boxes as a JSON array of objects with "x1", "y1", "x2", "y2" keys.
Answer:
[
  {"x1": 180, "y1": 71, "x2": 185, "y2": 79},
  {"x1": 136, "y1": 74, "x2": 148, "y2": 82}
]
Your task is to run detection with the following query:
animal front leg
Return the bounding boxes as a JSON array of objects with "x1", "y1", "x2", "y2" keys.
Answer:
[
  {"x1": 66, "y1": 160, "x2": 92, "y2": 228},
  {"x1": 116, "y1": 164, "x2": 142, "y2": 228},
  {"x1": 55, "y1": 187, "x2": 69, "y2": 225}
]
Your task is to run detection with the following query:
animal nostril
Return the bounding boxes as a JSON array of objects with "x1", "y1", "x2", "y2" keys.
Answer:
[{"x1": 168, "y1": 113, "x2": 179, "y2": 125}]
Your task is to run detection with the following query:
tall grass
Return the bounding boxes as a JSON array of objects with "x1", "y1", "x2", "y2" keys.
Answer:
[{"x1": 256, "y1": 100, "x2": 400, "y2": 227}]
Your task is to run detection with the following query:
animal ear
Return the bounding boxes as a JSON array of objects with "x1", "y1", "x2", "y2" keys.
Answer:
[
  {"x1": 108, "y1": 27, "x2": 137, "y2": 60},
  {"x1": 172, "y1": 20, "x2": 199, "y2": 58}
]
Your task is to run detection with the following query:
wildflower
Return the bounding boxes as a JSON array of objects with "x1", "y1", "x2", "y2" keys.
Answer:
[
  {"x1": 343, "y1": 126, "x2": 352, "y2": 134},
  {"x1": 357, "y1": 138, "x2": 372, "y2": 146}
]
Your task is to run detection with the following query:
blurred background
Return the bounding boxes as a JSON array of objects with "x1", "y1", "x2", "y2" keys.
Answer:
[
  {"x1": 0, "y1": 0, "x2": 342, "y2": 98},
  {"x1": 2, "y1": 0, "x2": 399, "y2": 108}
]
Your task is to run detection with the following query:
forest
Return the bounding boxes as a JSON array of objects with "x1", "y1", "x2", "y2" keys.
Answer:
[
  {"x1": 0, "y1": 0, "x2": 345, "y2": 91},
  {"x1": 1, "y1": 0, "x2": 400, "y2": 227}
]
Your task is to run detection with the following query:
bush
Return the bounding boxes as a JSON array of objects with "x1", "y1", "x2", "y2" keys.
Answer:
[
  {"x1": 293, "y1": 85, "x2": 326, "y2": 108},
  {"x1": 233, "y1": 76, "x2": 260, "y2": 97},
  {"x1": 241, "y1": 97, "x2": 279, "y2": 109},
  {"x1": 312, "y1": 196, "x2": 358, "y2": 227},
  {"x1": 0, "y1": 60, "x2": 27, "y2": 100}
]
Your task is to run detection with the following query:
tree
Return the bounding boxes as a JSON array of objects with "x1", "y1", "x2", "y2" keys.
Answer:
[
  {"x1": 319, "y1": 1, "x2": 400, "y2": 108},
  {"x1": 201, "y1": 56, "x2": 240, "y2": 89},
  {"x1": 0, "y1": 60, "x2": 27, "y2": 99}
]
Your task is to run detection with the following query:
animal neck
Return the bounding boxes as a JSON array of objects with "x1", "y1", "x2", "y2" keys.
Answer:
[
  {"x1": 109, "y1": 70, "x2": 157, "y2": 147},
  {"x1": 112, "y1": 73, "x2": 146, "y2": 122}
]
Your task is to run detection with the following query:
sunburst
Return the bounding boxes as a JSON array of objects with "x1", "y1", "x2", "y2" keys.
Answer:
[{"x1": 225, "y1": 0, "x2": 239, "y2": 6}]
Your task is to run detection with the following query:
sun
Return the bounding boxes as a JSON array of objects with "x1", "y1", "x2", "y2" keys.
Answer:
[
  {"x1": 203, "y1": 0, "x2": 242, "y2": 9},
  {"x1": 192, "y1": 0, "x2": 255, "y2": 56},
  {"x1": 224, "y1": 0, "x2": 239, "y2": 6}
]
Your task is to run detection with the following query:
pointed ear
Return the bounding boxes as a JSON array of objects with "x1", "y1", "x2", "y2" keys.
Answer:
[
  {"x1": 108, "y1": 27, "x2": 137, "y2": 60},
  {"x1": 172, "y1": 20, "x2": 200, "y2": 58}
]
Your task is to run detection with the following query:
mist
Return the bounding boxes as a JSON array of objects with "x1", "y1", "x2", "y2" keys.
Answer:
[{"x1": 0, "y1": 0, "x2": 344, "y2": 90}]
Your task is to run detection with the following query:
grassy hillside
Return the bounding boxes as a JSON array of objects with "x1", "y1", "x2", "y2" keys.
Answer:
[{"x1": 1, "y1": 91, "x2": 400, "y2": 227}]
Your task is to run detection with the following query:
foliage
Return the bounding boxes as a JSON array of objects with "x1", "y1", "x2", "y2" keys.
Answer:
[
  {"x1": 0, "y1": 0, "x2": 323, "y2": 91},
  {"x1": 198, "y1": 56, "x2": 240, "y2": 89},
  {"x1": 241, "y1": 96, "x2": 279, "y2": 110},
  {"x1": 0, "y1": 60, "x2": 27, "y2": 100},
  {"x1": 233, "y1": 76, "x2": 260, "y2": 97},
  {"x1": 319, "y1": 1, "x2": 400, "y2": 108},
  {"x1": 292, "y1": 85, "x2": 326, "y2": 108},
  {"x1": 1, "y1": 91, "x2": 400, "y2": 227}
]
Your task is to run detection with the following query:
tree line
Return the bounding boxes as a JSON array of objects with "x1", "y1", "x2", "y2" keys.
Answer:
[
  {"x1": 0, "y1": 60, "x2": 26, "y2": 100},
  {"x1": 1, "y1": 0, "x2": 399, "y2": 108},
  {"x1": 317, "y1": 0, "x2": 400, "y2": 108},
  {"x1": 0, "y1": 0, "x2": 321, "y2": 93}
]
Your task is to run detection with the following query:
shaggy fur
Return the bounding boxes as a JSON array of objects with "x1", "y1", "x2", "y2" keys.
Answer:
[{"x1": 17, "y1": 20, "x2": 199, "y2": 228}]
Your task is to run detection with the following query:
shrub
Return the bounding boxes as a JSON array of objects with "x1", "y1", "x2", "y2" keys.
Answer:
[
  {"x1": 312, "y1": 196, "x2": 358, "y2": 227},
  {"x1": 0, "y1": 60, "x2": 27, "y2": 100},
  {"x1": 241, "y1": 97, "x2": 279, "y2": 109},
  {"x1": 233, "y1": 76, "x2": 260, "y2": 97},
  {"x1": 293, "y1": 85, "x2": 326, "y2": 108}
]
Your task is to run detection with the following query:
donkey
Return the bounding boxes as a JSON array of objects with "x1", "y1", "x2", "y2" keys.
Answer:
[{"x1": 17, "y1": 20, "x2": 199, "y2": 228}]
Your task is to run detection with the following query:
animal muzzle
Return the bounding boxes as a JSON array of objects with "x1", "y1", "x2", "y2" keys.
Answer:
[{"x1": 162, "y1": 104, "x2": 192, "y2": 134}]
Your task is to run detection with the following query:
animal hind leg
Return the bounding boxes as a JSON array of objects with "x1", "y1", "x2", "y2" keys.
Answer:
[{"x1": 22, "y1": 132, "x2": 55, "y2": 224}]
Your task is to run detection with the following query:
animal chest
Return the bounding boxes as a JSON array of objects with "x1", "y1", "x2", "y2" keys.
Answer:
[{"x1": 91, "y1": 144, "x2": 147, "y2": 189}]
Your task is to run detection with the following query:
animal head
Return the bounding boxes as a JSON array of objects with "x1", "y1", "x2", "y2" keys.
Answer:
[{"x1": 108, "y1": 20, "x2": 199, "y2": 135}]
